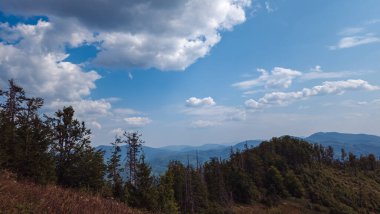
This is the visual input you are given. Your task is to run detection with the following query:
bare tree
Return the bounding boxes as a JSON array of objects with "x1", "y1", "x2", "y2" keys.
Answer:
[{"x1": 124, "y1": 131, "x2": 144, "y2": 185}]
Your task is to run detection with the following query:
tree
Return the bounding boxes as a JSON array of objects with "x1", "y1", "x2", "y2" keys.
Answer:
[
  {"x1": 128, "y1": 155, "x2": 158, "y2": 211},
  {"x1": 106, "y1": 137, "x2": 124, "y2": 200},
  {"x1": 0, "y1": 80, "x2": 26, "y2": 169},
  {"x1": 264, "y1": 166, "x2": 288, "y2": 205},
  {"x1": 284, "y1": 170, "x2": 304, "y2": 198},
  {"x1": 14, "y1": 98, "x2": 56, "y2": 183},
  {"x1": 0, "y1": 80, "x2": 55, "y2": 183},
  {"x1": 48, "y1": 106, "x2": 105, "y2": 190},
  {"x1": 124, "y1": 131, "x2": 144, "y2": 184},
  {"x1": 157, "y1": 171, "x2": 179, "y2": 214},
  {"x1": 204, "y1": 158, "x2": 229, "y2": 205}
]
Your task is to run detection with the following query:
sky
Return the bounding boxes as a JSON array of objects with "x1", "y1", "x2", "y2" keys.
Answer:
[{"x1": 1, "y1": 0, "x2": 380, "y2": 147}]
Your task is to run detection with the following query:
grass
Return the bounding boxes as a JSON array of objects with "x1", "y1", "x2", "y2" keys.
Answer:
[{"x1": 0, "y1": 171, "x2": 146, "y2": 214}]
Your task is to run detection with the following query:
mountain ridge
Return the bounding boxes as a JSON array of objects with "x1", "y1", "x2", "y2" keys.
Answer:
[{"x1": 97, "y1": 132, "x2": 380, "y2": 174}]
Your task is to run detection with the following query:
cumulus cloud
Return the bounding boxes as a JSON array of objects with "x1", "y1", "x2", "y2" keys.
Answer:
[
  {"x1": 232, "y1": 67, "x2": 302, "y2": 90},
  {"x1": 330, "y1": 34, "x2": 380, "y2": 50},
  {"x1": 183, "y1": 97, "x2": 246, "y2": 128},
  {"x1": 245, "y1": 79, "x2": 379, "y2": 109},
  {"x1": 234, "y1": 66, "x2": 357, "y2": 93},
  {"x1": 48, "y1": 99, "x2": 112, "y2": 116},
  {"x1": 186, "y1": 97, "x2": 216, "y2": 107},
  {"x1": 111, "y1": 128, "x2": 125, "y2": 137},
  {"x1": 2, "y1": 0, "x2": 252, "y2": 71},
  {"x1": 124, "y1": 117, "x2": 152, "y2": 128},
  {"x1": 0, "y1": 21, "x2": 100, "y2": 101}
]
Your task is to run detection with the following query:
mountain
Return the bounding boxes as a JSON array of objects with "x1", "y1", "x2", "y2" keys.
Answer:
[
  {"x1": 97, "y1": 132, "x2": 380, "y2": 175},
  {"x1": 97, "y1": 140, "x2": 262, "y2": 175},
  {"x1": 305, "y1": 132, "x2": 380, "y2": 157},
  {"x1": 160, "y1": 143, "x2": 227, "y2": 152}
]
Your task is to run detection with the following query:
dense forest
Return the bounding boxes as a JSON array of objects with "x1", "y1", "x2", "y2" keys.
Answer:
[{"x1": 1, "y1": 80, "x2": 380, "y2": 214}]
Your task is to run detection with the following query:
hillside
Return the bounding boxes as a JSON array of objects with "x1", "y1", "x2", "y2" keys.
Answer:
[
  {"x1": 0, "y1": 171, "x2": 146, "y2": 214},
  {"x1": 99, "y1": 132, "x2": 380, "y2": 175}
]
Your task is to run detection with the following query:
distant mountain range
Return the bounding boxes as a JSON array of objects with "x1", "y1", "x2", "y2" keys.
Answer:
[{"x1": 97, "y1": 132, "x2": 380, "y2": 175}]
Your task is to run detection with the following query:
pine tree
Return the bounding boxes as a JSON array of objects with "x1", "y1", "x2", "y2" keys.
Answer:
[
  {"x1": 284, "y1": 170, "x2": 304, "y2": 198},
  {"x1": 264, "y1": 165, "x2": 288, "y2": 205},
  {"x1": 106, "y1": 137, "x2": 124, "y2": 200},
  {"x1": 190, "y1": 168, "x2": 209, "y2": 213},
  {"x1": 204, "y1": 158, "x2": 229, "y2": 205},
  {"x1": 14, "y1": 97, "x2": 56, "y2": 183},
  {"x1": 0, "y1": 80, "x2": 26, "y2": 169},
  {"x1": 48, "y1": 106, "x2": 105, "y2": 190},
  {"x1": 158, "y1": 171, "x2": 179, "y2": 214},
  {"x1": 0, "y1": 80, "x2": 55, "y2": 183},
  {"x1": 128, "y1": 155, "x2": 158, "y2": 211},
  {"x1": 124, "y1": 131, "x2": 144, "y2": 184}
]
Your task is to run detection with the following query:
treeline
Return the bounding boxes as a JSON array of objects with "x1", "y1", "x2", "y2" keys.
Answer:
[
  {"x1": 2, "y1": 80, "x2": 380, "y2": 214},
  {"x1": 0, "y1": 80, "x2": 105, "y2": 189}
]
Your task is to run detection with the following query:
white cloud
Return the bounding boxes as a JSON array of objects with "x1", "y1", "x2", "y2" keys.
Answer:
[
  {"x1": 2, "y1": 0, "x2": 252, "y2": 71},
  {"x1": 339, "y1": 27, "x2": 364, "y2": 36},
  {"x1": 48, "y1": 99, "x2": 112, "y2": 116},
  {"x1": 184, "y1": 105, "x2": 246, "y2": 121},
  {"x1": 245, "y1": 79, "x2": 379, "y2": 109},
  {"x1": 0, "y1": 21, "x2": 100, "y2": 101},
  {"x1": 113, "y1": 108, "x2": 141, "y2": 116},
  {"x1": 232, "y1": 67, "x2": 302, "y2": 90},
  {"x1": 191, "y1": 120, "x2": 221, "y2": 128},
  {"x1": 186, "y1": 97, "x2": 216, "y2": 107},
  {"x1": 330, "y1": 34, "x2": 380, "y2": 50},
  {"x1": 91, "y1": 121, "x2": 102, "y2": 129},
  {"x1": 124, "y1": 117, "x2": 152, "y2": 128},
  {"x1": 301, "y1": 66, "x2": 354, "y2": 80},
  {"x1": 183, "y1": 97, "x2": 246, "y2": 128},
  {"x1": 111, "y1": 128, "x2": 125, "y2": 137}
]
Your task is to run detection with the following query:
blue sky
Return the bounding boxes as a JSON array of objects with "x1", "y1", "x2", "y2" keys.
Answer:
[{"x1": 1, "y1": 0, "x2": 380, "y2": 147}]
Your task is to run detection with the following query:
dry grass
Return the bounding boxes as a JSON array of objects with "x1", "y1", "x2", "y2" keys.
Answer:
[
  {"x1": 0, "y1": 171, "x2": 146, "y2": 214},
  {"x1": 231, "y1": 199, "x2": 329, "y2": 214}
]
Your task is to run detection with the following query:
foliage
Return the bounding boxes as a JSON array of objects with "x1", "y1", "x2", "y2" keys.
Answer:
[
  {"x1": 2, "y1": 80, "x2": 380, "y2": 214},
  {"x1": 47, "y1": 106, "x2": 105, "y2": 190}
]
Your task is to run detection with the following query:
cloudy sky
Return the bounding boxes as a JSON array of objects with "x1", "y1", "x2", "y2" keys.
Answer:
[{"x1": 1, "y1": 0, "x2": 380, "y2": 147}]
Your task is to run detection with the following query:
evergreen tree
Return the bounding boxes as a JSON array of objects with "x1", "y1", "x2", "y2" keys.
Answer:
[
  {"x1": 167, "y1": 161, "x2": 188, "y2": 213},
  {"x1": 14, "y1": 98, "x2": 55, "y2": 183},
  {"x1": 124, "y1": 131, "x2": 144, "y2": 184},
  {"x1": 0, "y1": 80, "x2": 55, "y2": 183},
  {"x1": 157, "y1": 171, "x2": 179, "y2": 214},
  {"x1": 190, "y1": 168, "x2": 209, "y2": 213},
  {"x1": 48, "y1": 106, "x2": 105, "y2": 190},
  {"x1": 204, "y1": 158, "x2": 229, "y2": 205},
  {"x1": 0, "y1": 80, "x2": 26, "y2": 169},
  {"x1": 106, "y1": 137, "x2": 124, "y2": 200},
  {"x1": 128, "y1": 155, "x2": 158, "y2": 211},
  {"x1": 264, "y1": 166, "x2": 288, "y2": 205},
  {"x1": 284, "y1": 170, "x2": 304, "y2": 198}
]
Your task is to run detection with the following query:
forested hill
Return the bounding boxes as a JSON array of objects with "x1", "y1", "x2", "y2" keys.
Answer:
[
  {"x1": 98, "y1": 132, "x2": 380, "y2": 175},
  {"x1": 2, "y1": 80, "x2": 380, "y2": 213},
  {"x1": 162, "y1": 135, "x2": 380, "y2": 213}
]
